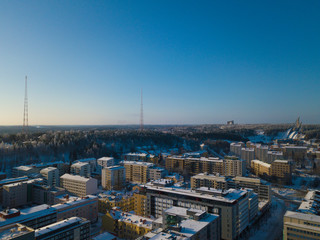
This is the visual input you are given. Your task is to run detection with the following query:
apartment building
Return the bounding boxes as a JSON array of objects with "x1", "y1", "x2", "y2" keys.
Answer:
[
  {"x1": 12, "y1": 166, "x2": 38, "y2": 178},
  {"x1": 224, "y1": 156, "x2": 246, "y2": 177},
  {"x1": 241, "y1": 148, "x2": 255, "y2": 166},
  {"x1": 102, "y1": 209, "x2": 153, "y2": 239},
  {"x1": 98, "y1": 192, "x2": 135, "y2": 214},
  {"x1": 97, "y1": 157, "x2": 115, "y2": 173},
  {"x1": 123, "y1": 152, "x2": 148, "y2": 161},
  {"x1": 166, "y1": 156, "x2": 225, "y2": 176},
  {"x1": 102, "y1": 165, "x2": 125, "y2": 190},
  {"x1": 150, "y1": 207, "x2": 220, "y2": 240},
  {"x1": 231, "y1": 176, "x2": 271, "y2": 201},
  {"x1": 70, "y1": 162, "x2": 91, "y2": 178},
  {"x1": 191, "y1": 174, "x2": 271, "y2": 202},
  {"x1": 40, "y1": 167, "x2": 60, "y2": 187},
  {"x1": 283, "y1": 211, "x2": 320, "y2": 240},
  {"x1": 35, "y1": 217, "x2": 91, "y2": 240},
  {"x1": 122, "y1": 161, "x2": 154, "y2": 184},
  {"x1": 149, "y1": 167, "x2": 167, "y2": 181},
  {"x1": 53, "y1": 195, "x2": 98, "y2": 222},
  {"x1": 271, "y1": 160, "x2": 292, "y2": 183},
  {"x1": 266, "y1": 151, "x2": 284, "y2": 164},
  {"x1": 74, "y1": 158, "x2": 97, "y2": 173},
  {"x1": 2, "y1": 178, "x2": 42, "y2": 208},
  {"x1": 251, "y1": 160, "x2": 271, "y2": 177},
  {"x1": 60, "y1": 174, "x2": 98, "y2": 197},
  {"x1": 230, "y1": 142, "x2": 245, "y2": 157},
  {"x1": 0, "y1": 205, "x2": 57, "y2": 229},
  {"x1": 191, "y1": 173, "x2": 229, "y2": 190},
  {"x1": 145, "y1": 183, "x2": 251, "y2": 240}
]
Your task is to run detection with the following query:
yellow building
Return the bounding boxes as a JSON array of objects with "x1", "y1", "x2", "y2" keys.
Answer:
[
  {"x1": 122, "y1": 161, "x2": 154, "y2": 184},
  {"x1": 166, "y1": 156, "x2": 225, "y2": 176},
  {"x1": 98, "y1": 193, "x2": 135, "y2": 214},
  {"x1": 283, "y1": 211, "x2": 320, "y2": 240},
  {"x1": 101, "y1": 165, "x2": 125, "y2": 190},
  {"x1": 134, "y1": 193, "x2": 147, "y2": 217},
  {"x1": 102, "y1": 209, "x2": 153, "y2": 239},
  {"x1": 251, "y1": 160, "x2": 271, "y2": 176},
  {"x1": 271, "y1": 160, "x2": 292, "y2": 182},
  {"x1": 191, "y1": 173, "x2": 228, "y2": 190}
]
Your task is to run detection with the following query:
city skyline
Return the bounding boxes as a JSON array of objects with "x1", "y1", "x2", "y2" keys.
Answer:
[{"x1": 1, "y1": 1, "x2": 320, "y2": 125}]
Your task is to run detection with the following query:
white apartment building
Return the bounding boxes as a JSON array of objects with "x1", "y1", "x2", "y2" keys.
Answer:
[
  {"x1": 40, "y1": 167, "x2": 60, "y2": 187},
  {"x1": 71, "y1": 162, "x2": 91, "y2": 178},
  {"x1": 60, "y1": 174, "x2": 97, "y2": 197},
  {"x1": 97, "y1": 157, "x2": 115, "y2": 173}
]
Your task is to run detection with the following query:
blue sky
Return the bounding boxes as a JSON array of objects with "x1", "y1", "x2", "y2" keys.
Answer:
[{"x1": 0, "y1": 1, "x2": 319, "y2": 125}]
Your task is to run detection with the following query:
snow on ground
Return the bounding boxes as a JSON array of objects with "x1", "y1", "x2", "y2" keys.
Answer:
[{"x1": 247, "y1": 196, "x2": 297, "y2": 240}]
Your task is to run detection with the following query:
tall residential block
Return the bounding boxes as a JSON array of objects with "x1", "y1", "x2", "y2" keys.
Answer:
[
  {"x1": 97, "y1": 157, "x2": 115, "y2": 173},
  {"x1": 122, "y1": 161, "x2": 154, "y2": 184},
  {"x1": 224, "y1": 156, "x2": 246, "y2": 177},
  {"x1": 70, "y1": 162, "x2": 91, "y2": 178},
  {"x1": 102, "y1": 165, "x2": 125, "y2": 190},
  {"x1": 40, "y1": 167, "x2": 60, "y2": 187}
]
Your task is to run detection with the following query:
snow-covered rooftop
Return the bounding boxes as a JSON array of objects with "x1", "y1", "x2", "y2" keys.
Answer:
[
  {"x1": 60, "y1": 173, "x2": 91, "y2": 182},
  {"x1": 35, "y1": 217, "x2": 86, "y2": 237},
  {"x1": 146, "y1": 183, "x2": 247, "y2": 203},
  {"x1": 122, "y1": 161, "x2": 154, "y2": 166}
]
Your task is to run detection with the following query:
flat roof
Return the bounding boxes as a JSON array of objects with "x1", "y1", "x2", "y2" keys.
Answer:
[
  {"x1": 251, "y1": 160, "x2": 271, "y2": 168},
  {"x1": 122, "y1": 161, "x2": 154, "y2": 166},
  {"x1": 71, "y1": 162, "x2": 90, "y2": 167},
  {"x1": 13, "y1": 166, "x2": 33, "y2": 171},
  {"x1": 0, "y1": 176, "x2": 29, "y2": 186},
  {"x1": 0, "y1": 224, "x2": 34, "y2": 239},
  {"x1": 285, "y1": 210, "x2": 320, "y2": 223},
  {"x1": 109, "y1": 210, "x2": 153, "y2": 229},
  {"x1": 60, "y1": 173, "x2": 91, "y2": 182},
  {"x1": 146, "y1": 184, "x2": 247, "y2": 204},
  {"x1": 192, "y1": 173, "x2": 226, "y2": 182},
  {"x1": 98, "y1": 157, "x2": 114, "y2": 161},
  {"x1": 168, "y1": 156, "x2": 223, "y2": 163},
  {"x1": 35, "y1": 217, "x2": 86, "y2": 237}
]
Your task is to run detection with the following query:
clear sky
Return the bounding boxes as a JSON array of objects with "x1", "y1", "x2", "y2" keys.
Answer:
[{"x1": 0, "y1": 1, "x2": 319, "y2": 125}]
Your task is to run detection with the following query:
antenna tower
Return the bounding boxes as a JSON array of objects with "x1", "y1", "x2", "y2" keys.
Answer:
[
  {"x1": 22, "y1": 76, "x2": 28, "y2": 134},
  {"x1": 140, "y1": 88, "x2": 143, "y2": 131}
]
